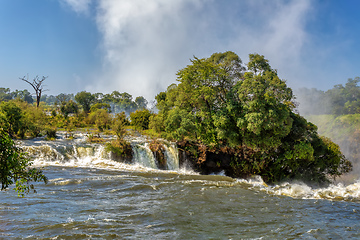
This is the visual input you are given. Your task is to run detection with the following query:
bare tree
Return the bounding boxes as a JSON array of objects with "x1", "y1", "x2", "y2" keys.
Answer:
[{"x1": 20, "y1": 75, "x2": 48, "y2": 107}]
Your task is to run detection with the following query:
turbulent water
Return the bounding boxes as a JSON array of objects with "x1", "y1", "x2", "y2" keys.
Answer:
[{"x1": 1, "y1": 133, "x2": 360, "y2": 239}]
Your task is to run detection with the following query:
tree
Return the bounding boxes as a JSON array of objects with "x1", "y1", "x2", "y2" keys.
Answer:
[
  {"x1": 20, "y1": 75, "x2": 48, "y2": 107},
  {"x1": 247, "y1": 53, "x2": 271, "y2": 75},
  {"x1": 236, "y1": 54, "x2": 294, "y2": 150},
  {"x1": 60, "y1": 100, "x2": 79, "y2": 118},
  {"x1": 0, "y1": 88, "x2": 12, "y2": 101},
  {"x1": 75, "y1": 91, "x2": 95, "y2": 114},
  {"x1": 15, "y1": 100, "x2": 47, "y2": 138},
  {"x1": 152, "y1": 51, "x2": 352, "y2": 184},
  {"x1": 90, "y1": 102, "x2": 111, "y2": 113},
  {"x1": 130, "y1": 109, "x2": 152, "y2": 130},
  {"x1": 112, "y1": 112, "x2": 128, "y2": 139},
  {"x1": 135, "y1": 96, "x2": 148, "y2": 110},
  {"x1": 153, "y1": 52, "x2": 245, "y2": 144},
  {"x1": 0, "y1": 129, "x2": 47, "y2": 196},
  {"x1": 11, "y1": 89, "x2": 34, "y2": 104},
  {"x1": 89, "y1": 109, "x2": 112, "y2": 132},
  {"x1": 0, "y1": 101, "x2": 24, "y2": 138}
]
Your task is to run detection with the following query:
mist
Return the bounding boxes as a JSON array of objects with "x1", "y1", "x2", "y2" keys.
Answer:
[{"x1": 62, "y1": 0, "x2": 312, "y2": 101}]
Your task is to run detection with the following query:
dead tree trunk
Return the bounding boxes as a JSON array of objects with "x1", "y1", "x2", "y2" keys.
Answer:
[{"x1": 20, "y1": 75, "x2": 48, "y2": 107}]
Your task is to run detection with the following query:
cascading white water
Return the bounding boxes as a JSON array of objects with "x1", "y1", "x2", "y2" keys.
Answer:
[
  {"x1": 23, "y1": 145, "x2": 65, "y2": 162},
  {"x1": 163, "y1": 143, "x2": 179, "y2": 170},
  {"x1": 16, "y1": 136, "x2": 360, "y2": 202},
  {"x1": 20, "y1": 135, "x2": 181, "y2": 171},
  {"x1": 131, "y1": 142, "x2": 157, "y2": 169}
]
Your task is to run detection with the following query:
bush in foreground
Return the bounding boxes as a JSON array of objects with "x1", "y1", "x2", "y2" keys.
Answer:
[{"x1": 0, "y1": 129, "x2": 48, "y2": 196}]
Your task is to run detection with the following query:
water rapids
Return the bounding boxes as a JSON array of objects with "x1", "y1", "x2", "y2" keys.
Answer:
[{"x1": 1, "y1": 132, "x2": 360, "y2": 239}]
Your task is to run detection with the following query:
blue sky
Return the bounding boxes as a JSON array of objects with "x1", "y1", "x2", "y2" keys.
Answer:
[{"x1": 1, "y1": 0, "x2": 360, "y2": 101}]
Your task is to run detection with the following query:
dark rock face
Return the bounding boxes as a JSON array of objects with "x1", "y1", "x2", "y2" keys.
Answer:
[
  {"x1": 149, "y1": 141, "x2": 167, "y2": 170},
  {"x1": 107, "y1": 140, "x2": 133, "y2": 164},
  {"x1": 109, "y1": 151, "x2": 133, "y2": 164},
  {"x1": 177, "y1": 140, "x2": 245, "y2": 178}
]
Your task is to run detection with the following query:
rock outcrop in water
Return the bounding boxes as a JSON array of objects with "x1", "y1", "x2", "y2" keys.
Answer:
[{"x1": 177, "y1": 140, "x2": 254, "y2": 179}]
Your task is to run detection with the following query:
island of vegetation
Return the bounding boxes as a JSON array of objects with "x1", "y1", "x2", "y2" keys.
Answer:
[
  {"x1": 0, "y1": 51, "x2": 354, "y2": 195},
  {"x1": 148, "y1": 52, "x2": 352, "y2": 185}
]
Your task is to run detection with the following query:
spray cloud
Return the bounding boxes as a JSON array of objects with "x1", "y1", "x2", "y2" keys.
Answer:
[{"x1": 63, "y1": 0, "x2": 312, "y2": 101}]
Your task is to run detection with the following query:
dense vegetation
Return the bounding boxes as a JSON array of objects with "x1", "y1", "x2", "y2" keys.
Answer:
[
  {"x1": 0, "y1": 88, "x2": 149, "y2": 116},
  {"x1": 0, "y1": 129, "x2": 48, "y2": 196},
  {"x1": 0, "y1": 90, "x2": 150, "y2": 138},
  {"x1": 305, "y1": 114, "x2": 360, "y2": 180},
  {"x1": 148, "y1": 52, "x2": 352, "y2": 184}
]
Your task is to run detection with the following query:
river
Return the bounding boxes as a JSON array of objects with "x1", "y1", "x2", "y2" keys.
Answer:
[{"x1": 1, "y1": 134, "x2": 360, "y2": 239}]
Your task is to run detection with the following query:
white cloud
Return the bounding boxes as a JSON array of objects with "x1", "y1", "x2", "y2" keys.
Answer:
[
  {"x1": 68, "y1": 0, "x2": 313, "y2": 100},
  {"x1": 61, "y1": 0, "x2": 92, "y2": 14},
  {"x1": 89, "y1": 0, "x2": 208, "y2": 100}
]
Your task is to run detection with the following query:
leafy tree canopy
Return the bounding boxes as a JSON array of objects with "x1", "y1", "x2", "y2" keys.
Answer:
[
  {"x1": 130, "y1": 109, "x2": 153, "y2": 130},
  {"x1": 75, "y1": 91, "x2": 95, "y2": 114},
  {"x1": 149, "y1": 51, "x2": 352, "y2": 184},
  {"x1": 0, "y1": 129, "x2": 47, "y2": 196}
]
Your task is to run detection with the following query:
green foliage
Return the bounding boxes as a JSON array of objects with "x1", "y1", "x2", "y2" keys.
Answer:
[
  {"x1": 59, "y1": 100, "x2": 79, "y2": 118},
  {"x1": 236, "y1": 69, "x2": 294, "y2": 150},
  {"x1": 44, "y1": 127, "x2": 57, "y2": 140},
  {"x1": 149, "y1": 113, "x2": 165, "y2": 133},
  {"x1": 112, "y1": 112, "x2": 128, "y2": 139},
  {"x1": 0, "y1": 129, "x2": 48, "y2": 196},
  {"x1": 247, "y1": 53, "x2": 271, "y2": 74},
  {"x1": 154, "y1": 53, "x2": 243, "y2": 145},
  {"x1": 135, "y1": 96, "x2": 148, "y2": 110},
  {"x1": 18, "y1": 101, "x2": 48, "y2": 138},
  {"x1": 75, "y1": 91, "x2": 95, "y2": 113},
  {"x1": 130, "y1": 109, "x2": 152, "y2": 130},
  {"x1": 110, "y1": 91, "x2": 137, "y2": 114},
  {"x1": 0, "y1": 100, "x2": 24, "y2": 137},
  {"x1": 10, "y1": 89, "x2": 34, "y2": 104},
  {"x1": 0, "y1": 87, "x2": 12, "y2": 101},
  {"x1": 105, "y1": 139, "x2": 133, "y2": 162},
  {"x1": 0, "y1": 100, "x2": 53, "y2": 139},
  {"x1": 90, "y1": 102, "x2": 111, "y2": 113},
  {"x1": 89, "y1": 109, "x2": 112, "y2": 132},
  {"x1": 306, "y1": 114, "x2": 360, "y2": 179},
  {"x1": 152, "y1": 51, "x2": 352, "y2": 184}
]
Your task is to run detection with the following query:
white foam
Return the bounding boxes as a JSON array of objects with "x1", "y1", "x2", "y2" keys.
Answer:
[{"x1": 239, "y1": 176, "x2": 360, "y2": 201}]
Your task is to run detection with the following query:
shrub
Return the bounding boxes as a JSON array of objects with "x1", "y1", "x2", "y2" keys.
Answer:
[
  {"x1": 0, "y1": 129, "x2": 48, "y2": 196},
  {"x1": 130, "y1": 109, "x2": 152, "y2": 130},
  {"x1": 106, "y1": 139, "x2": 133, "y2": 163}
]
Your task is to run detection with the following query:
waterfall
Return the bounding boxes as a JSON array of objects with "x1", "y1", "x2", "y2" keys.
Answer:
[
  {"x1": 19, "y1": 136, "x2": 180, "y2": 171},
  {"x1": 23, "y1": 145, "x2": 65, "y2": 162},
  {"x1": 131, "y1": 142, "x2": 157, "y2": 169},
  {"x1": 163, "y1": 143, "x2": 179, "y2": 170}
]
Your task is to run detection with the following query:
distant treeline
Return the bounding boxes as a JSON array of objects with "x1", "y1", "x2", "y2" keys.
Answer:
[
  {"x1": 295, "y1": 77, "x2": 360, "y2": 115},
  {"x1": 0, "y1": 88, "x2": 153, "y2": 141},
  {"x1": 0, "y1": 88, "x2": 149, "y2": 116}
]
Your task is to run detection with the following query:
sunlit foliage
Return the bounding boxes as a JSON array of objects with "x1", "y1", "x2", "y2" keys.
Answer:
[
  {"x1": 0, "y1": 129, "x2": 47, "y2": 196},
  {"x1": 150, "y1": 52, "x2": 352, "y2": 184}
]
